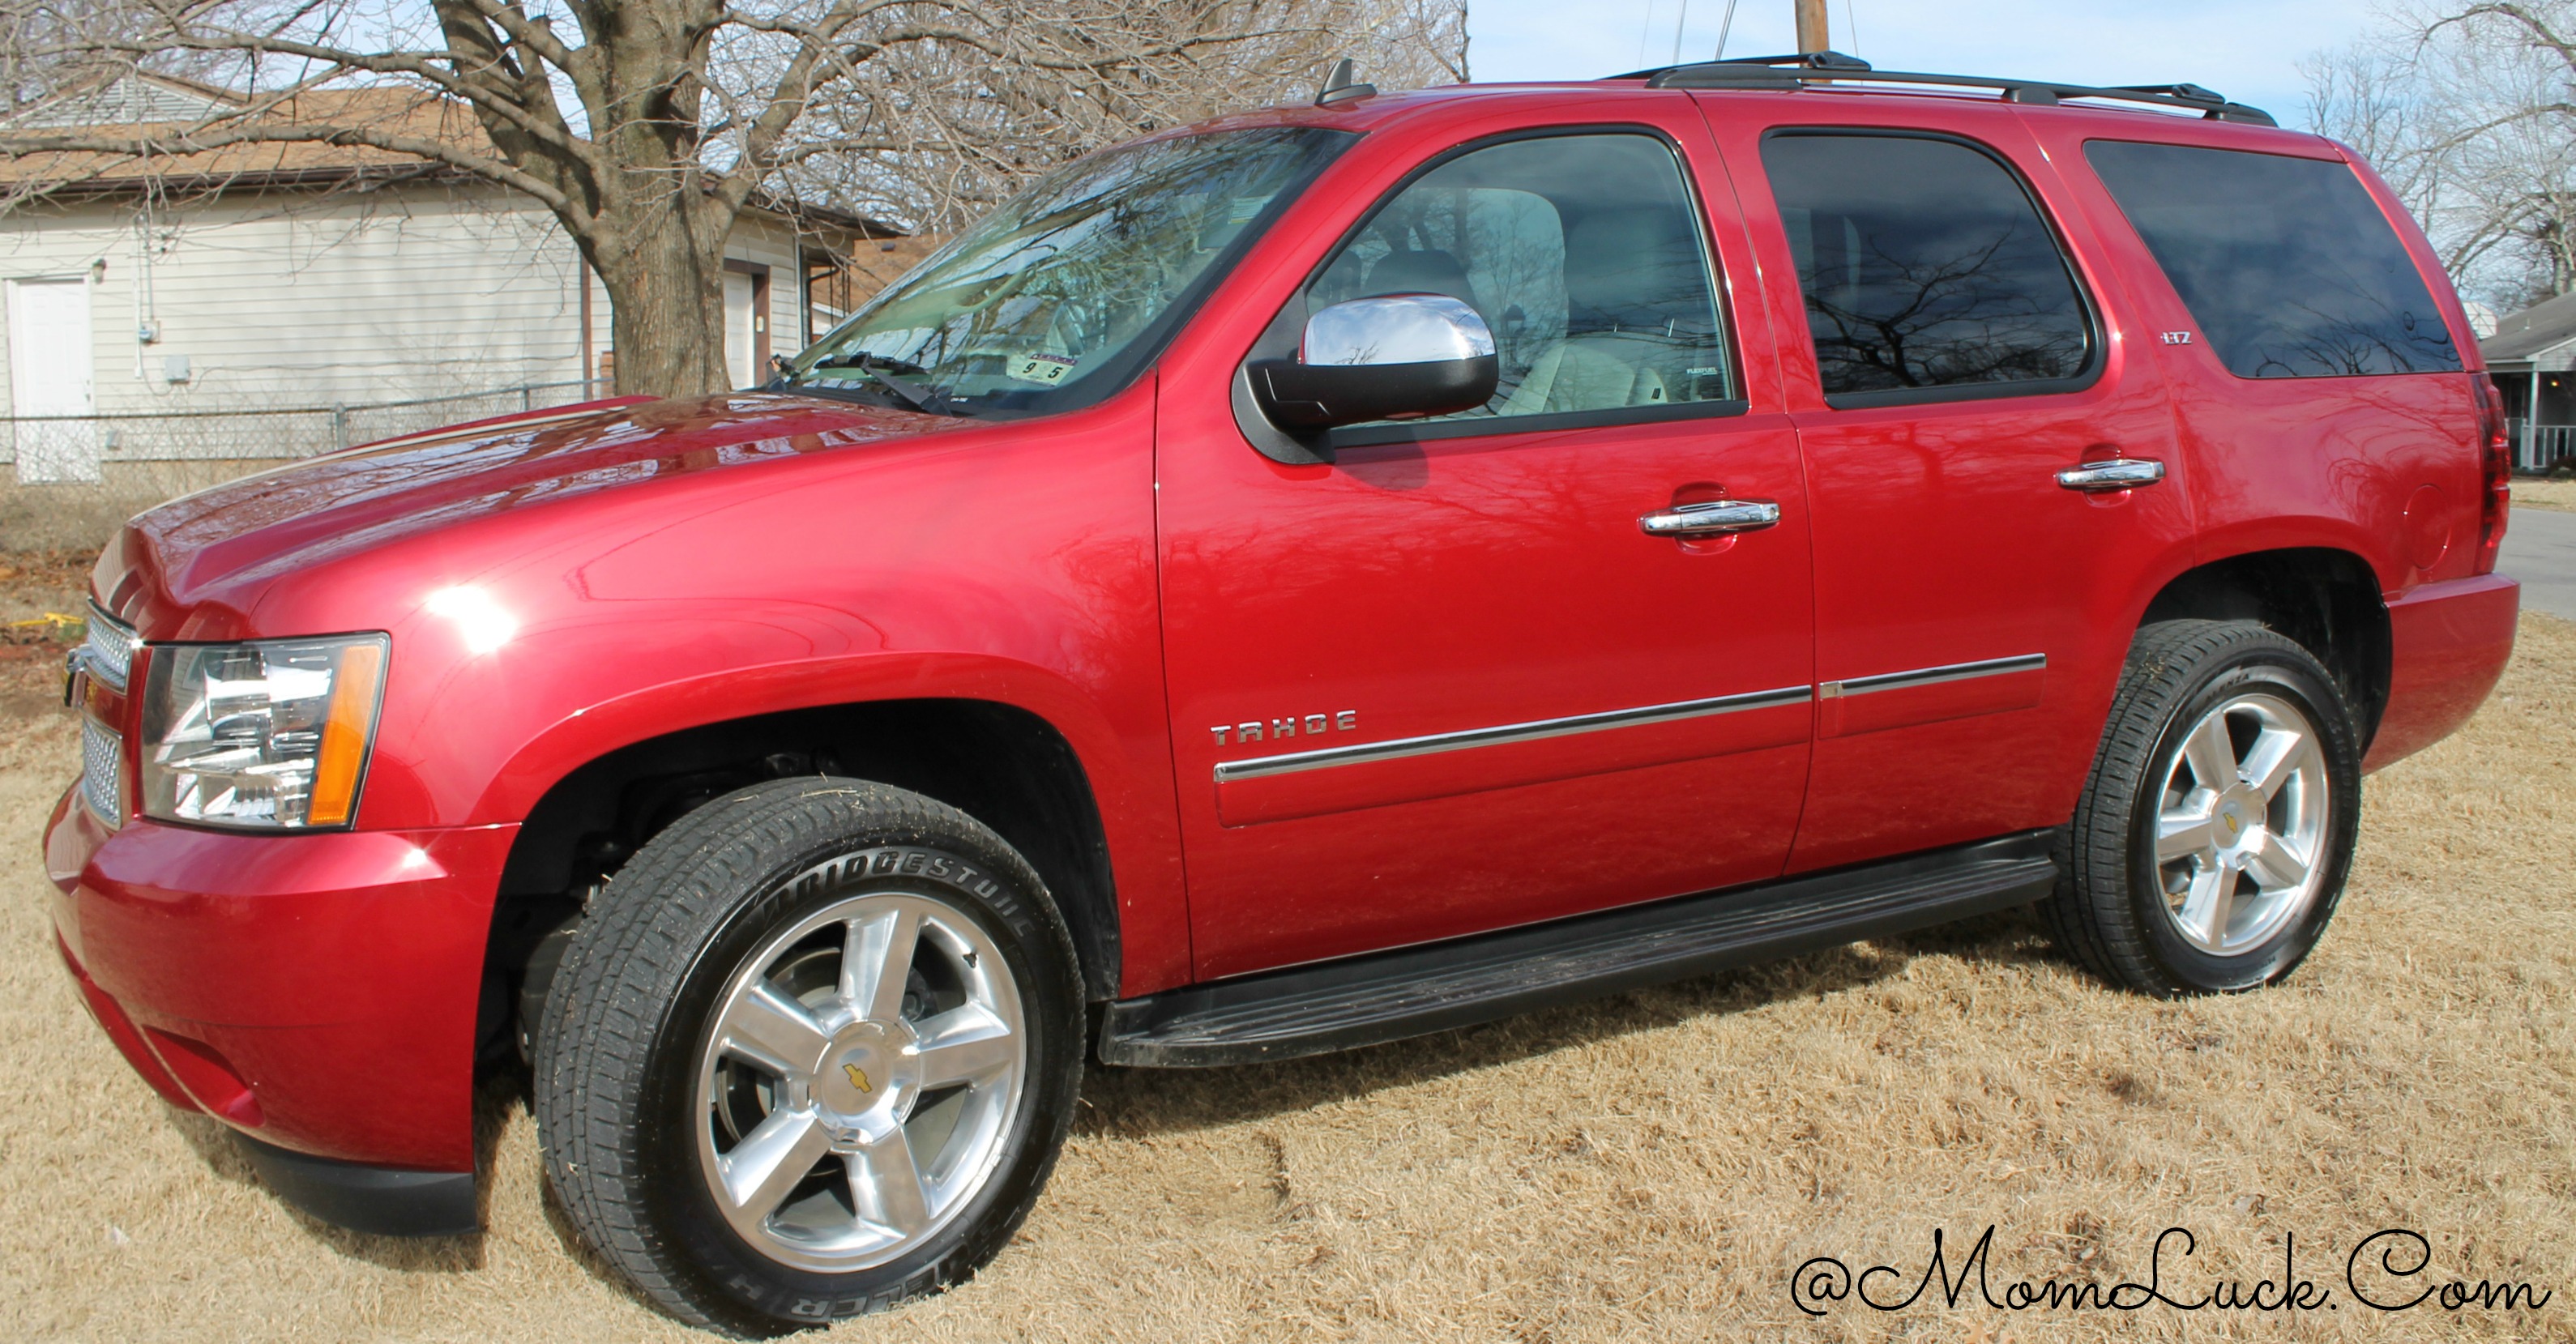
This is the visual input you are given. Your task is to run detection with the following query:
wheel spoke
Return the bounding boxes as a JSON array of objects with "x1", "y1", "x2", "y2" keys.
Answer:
[
  {"x1": 718, "y1": 1105, "x2": 833, "y2": 1223},
  {"x1": 913, "y1": 1004, "x2": 1016, "y2": 1088},
  {"x1": 719, "y1": 980, "x2": 831, "y2": 1075},
  {"x1": 2240, "y1": 727, "x2": 2312, "y2": 802},
  {"x1": 2183, "y1": 712, "x2": 2241, "y2": 791},
  {"x1": 2155, "y1": 804, "x2": 2219, "y2": 864},
  {"x1": 2244, "y1": 830, "x2": 2313, "y2": 892},
  {"x1": 2177, "y1": 864, "x2": 2234, "y2": 946},
  {"x1": 850, "y1": 1125, "x2": 933, "y2": 1235},
  {"x1": 840, "y1": 906, "x2": 922, "y2": 1024}
]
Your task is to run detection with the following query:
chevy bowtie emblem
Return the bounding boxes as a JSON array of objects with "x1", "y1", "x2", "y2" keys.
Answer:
[
  {"x1": 843, "y1": 1062, "x2": 873, "y2": 1094},
  {"x1": 2223, "y1": 813, "x2": 2241, "y2": 834}
]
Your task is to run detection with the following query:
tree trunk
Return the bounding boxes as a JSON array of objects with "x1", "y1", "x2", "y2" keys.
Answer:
[{"x1": 583, "y1": 203, "x2": 734, "y2": 398}]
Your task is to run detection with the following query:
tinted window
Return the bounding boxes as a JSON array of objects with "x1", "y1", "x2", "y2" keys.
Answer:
[
  {"x1": 1305, "y1": 133, "x2": 1733, "y2": 422},
  {"x1": 1761, "y1": 133, "x2": 2093, "y2": 400},
  {"x1": 2086, "y1": 141, "x2": 2460, "y2": 378}
]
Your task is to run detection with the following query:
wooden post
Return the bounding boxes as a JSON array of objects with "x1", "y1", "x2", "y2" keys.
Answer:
[{"x1": 1796, "y1": 0, "x2": 1830, "y2": 52}]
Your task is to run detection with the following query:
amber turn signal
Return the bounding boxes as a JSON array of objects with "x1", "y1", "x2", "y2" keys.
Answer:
[{"x1": 306, "y1": 641, "x2": 385, "y2": 826}]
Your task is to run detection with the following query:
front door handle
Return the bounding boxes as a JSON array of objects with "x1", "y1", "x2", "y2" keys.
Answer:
[
  {"x1": 1639, "y1": 498, "x2": 1781, "y2": 537},
  {"x1": 2055, "y1": 458, "x2": 2166, "y2": 492}
]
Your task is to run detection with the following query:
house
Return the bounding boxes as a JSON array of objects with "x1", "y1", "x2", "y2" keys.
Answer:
[
  {"x1": 2483, "y1": 290, "x2": 2576, "y2": 471},
  {"x1": 0, "y1": 73, "x2": 910, "y2": 486}
]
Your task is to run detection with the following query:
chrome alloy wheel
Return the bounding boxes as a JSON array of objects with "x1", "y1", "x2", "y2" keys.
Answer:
[
  {"x1": 2151, "y1": 692, "x2": 2331, "y2": 956},
  {"x1": 691, "y1": 885, "x2": 1026, "y2": 1273}
]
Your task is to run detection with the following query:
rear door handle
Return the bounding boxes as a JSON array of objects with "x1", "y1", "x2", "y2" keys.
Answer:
[
  {"x1": 2055, "y1": 458, "x2": 2166, "y2": 492},
  {"x1": 1639, "y1": 498, "x2": 1781, "y2": 537}
]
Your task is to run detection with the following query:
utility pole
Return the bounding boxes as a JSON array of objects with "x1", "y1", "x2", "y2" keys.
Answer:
[{"x1": 1795, "y1": 0, "x2": 1829, "y2": 52}]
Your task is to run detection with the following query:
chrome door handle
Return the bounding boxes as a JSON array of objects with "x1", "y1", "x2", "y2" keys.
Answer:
[
  {"x1": 1638, "y1": 498, "x2": 1781, "y2": 537},
  {"x1": 2055, "y1": 458, "x2": 2166, "y2": 492}
]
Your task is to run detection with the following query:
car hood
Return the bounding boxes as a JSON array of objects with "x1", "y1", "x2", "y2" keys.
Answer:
[{"x1": 96, "y1": 393, "x2": 963, "y2": 630}]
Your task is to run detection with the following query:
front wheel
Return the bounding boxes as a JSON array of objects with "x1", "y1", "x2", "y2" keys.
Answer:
[
  {"x1": 535, "y1": 779, "x2": 1085, "y2": 1334},
  {"x1": 2044, "y1": 620, "x2": 2363, "y2": 996}
]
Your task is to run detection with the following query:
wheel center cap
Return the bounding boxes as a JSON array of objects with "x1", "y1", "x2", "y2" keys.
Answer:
[
  {"x1": 818, "y1": 1018, "x2": 918, "y2": 1121},
  {"x1": 2213, "y1": 787, "x2": 2263, "y2": 855}
]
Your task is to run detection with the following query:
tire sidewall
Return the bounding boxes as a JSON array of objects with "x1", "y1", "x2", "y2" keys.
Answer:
[
  {"x1": 2124, "y1": 646, "x2": 2361, "y2": 992},
  {"x1": 639, "y1": 831, "x2": 1083, "y2": 1332}
]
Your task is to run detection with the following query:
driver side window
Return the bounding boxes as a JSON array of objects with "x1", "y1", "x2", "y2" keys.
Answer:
[{"x1": 1306, "y1": 132, "x2": 1736, "y2": 424}]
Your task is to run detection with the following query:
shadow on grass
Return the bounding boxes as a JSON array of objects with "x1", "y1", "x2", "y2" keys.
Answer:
[
  {"x1": 161, "y1": 1070, "x2": 536, "y2": 1274},
  {"x1": 1073, "y1": 904, "x2": 2061, "y2": 1141}
]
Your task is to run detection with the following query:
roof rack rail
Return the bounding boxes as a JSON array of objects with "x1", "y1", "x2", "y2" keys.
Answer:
[{"x1": 1608, "y1": 50, "x2": 2277, "y2": 126}]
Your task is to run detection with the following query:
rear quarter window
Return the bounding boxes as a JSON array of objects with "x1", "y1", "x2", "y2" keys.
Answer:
[{"x1": 2084, "y1": 141, "x2": 2461, "y2": 378}]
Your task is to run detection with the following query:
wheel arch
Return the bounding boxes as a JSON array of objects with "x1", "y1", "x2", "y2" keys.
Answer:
[
  {"x1": 484, "y1": 698, "x2": 1125, "y2": 1055},
  {"x1": 2136, "y1": 546, "x2": 2392, "y2": 745}
]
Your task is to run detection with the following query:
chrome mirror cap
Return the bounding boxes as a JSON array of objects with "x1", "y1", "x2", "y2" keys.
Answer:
[{"x1": 1301, "y1": 294, "x2": 1497, "y2": 367}]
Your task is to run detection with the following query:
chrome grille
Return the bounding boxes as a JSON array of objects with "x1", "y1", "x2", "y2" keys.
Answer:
[
  {"x1": 81, "y1": 603, "x2": 138, "y2": 692},
  {"x1": 80, "y1": 718, "x2": 123, "y2": 826}
]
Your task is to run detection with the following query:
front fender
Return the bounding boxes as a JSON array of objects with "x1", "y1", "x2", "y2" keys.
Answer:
[
  {"x1": 229, "y1": 383, "x2": 1189, "y2": 988},
  {"x1": 470, "y1": 649, "x2": 1134, "y2": 826}
]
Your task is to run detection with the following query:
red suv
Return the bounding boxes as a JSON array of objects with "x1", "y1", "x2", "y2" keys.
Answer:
[{"x1": 43, "y1": 53, "x2": 2518, "y2": 1333}]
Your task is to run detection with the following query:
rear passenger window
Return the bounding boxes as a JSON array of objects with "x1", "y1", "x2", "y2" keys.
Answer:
[
  {"x1": 1761, "y1": 132, "x2": 2094, "y2": 403},
  {"x1": 1304, "y1": 132, "x2": 1735, "y2": 426},
  {"x1": 2085, "y1": 141, "x2": 2462, "y2": 378}
]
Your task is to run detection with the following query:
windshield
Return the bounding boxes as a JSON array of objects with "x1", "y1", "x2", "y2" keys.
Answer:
[{"x1": 780, "y1": 126, "x2": 1355, "y2": 416}]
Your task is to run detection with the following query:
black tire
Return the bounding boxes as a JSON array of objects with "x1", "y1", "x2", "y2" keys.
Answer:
[
  {"x1": 534, "y1": 778, "x2": 1085, "y2": 1335},
  {"x1": 2043, "y1": 620, "x2": 2363, "y2": 996}
]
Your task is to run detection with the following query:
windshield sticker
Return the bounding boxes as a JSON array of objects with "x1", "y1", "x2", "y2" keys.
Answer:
[{"x1": 1008, "y1": 353, "x2": 1079, "y2": 386}]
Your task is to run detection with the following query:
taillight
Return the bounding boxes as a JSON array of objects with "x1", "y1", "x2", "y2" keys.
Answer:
[{"x1": 2473, "y1": 372, "x2": 2511, "y2": 575}]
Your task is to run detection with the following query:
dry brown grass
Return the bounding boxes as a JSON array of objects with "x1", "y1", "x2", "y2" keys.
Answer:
[
  {"x1": 2516, "y1": 478, "x2": 2576, "y2": 513},
  {"x1": 2, "y1": 591, "x2": 2570, "y2": 1342}
]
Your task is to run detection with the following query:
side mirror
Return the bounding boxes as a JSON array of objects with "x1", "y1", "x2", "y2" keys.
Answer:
[{"x1": 1249, "y1": 294, "x2": 1500, "y2": 431}]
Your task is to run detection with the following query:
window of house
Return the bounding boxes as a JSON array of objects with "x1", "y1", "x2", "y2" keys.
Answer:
[
  {"x1": 2084, "y1": 141, "x2": 2462, "y2": 378},
  {"x1": 1761, "y1": 132, "x2": 2094, "y2": 403},
  {"x1": 1301, "y1": 132, "x2": 1735, "y2": 427}
]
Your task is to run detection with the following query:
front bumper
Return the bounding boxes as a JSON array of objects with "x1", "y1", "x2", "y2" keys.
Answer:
[
  {"x1": 2364, "y1": 573, "x2": 2521, "y2": 772},
  {"x1": 42, "y1": 787, "x2": 516, "y2": 1180}
]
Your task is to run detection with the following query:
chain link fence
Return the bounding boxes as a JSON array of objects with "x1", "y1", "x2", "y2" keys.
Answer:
[
  {"x1": 6, "y1": 378, "x2": 609, "y2": 480},
  {"x1": 2, "y1": 378, "x2": 612, "y2": 548}
]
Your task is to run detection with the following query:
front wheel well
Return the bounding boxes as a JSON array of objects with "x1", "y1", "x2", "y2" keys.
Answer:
[
  {"x1": 481, "y1": 699, "x2": 1120, "y2": 1063},
  {"x1": 2137, "y1": 548, "x2": 2390, "y2": 742}
]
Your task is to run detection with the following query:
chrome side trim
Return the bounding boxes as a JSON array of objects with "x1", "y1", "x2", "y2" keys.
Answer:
[
  {"x1": 1214, "y1": 685, "x2": 1816, "y2": 783},
  {"x1": 1820, "y1": 652, "x2": 2046, "y2": 700}
]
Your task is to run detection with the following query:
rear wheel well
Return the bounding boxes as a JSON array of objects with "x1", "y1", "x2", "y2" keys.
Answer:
[
  {"x1": 2138, "y1": 548, "x2": 2390, "y2": 740},
  {"x1": 480, "y1": 700, "x2": 1119, "y2": 1065}
]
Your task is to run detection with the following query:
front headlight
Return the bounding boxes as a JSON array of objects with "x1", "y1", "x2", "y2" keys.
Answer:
[{"x1": 139, "y1": 634, "x2": 388, "y2": 829}]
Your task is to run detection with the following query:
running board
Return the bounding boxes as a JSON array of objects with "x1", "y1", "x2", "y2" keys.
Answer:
[{"x1": 1098, "y1": 830, "x2": 2061, "y2": 1067}]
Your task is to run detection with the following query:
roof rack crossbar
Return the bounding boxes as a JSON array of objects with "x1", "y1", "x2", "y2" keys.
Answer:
[{"x1": 1613, "y1": 52, "x2": 2276, "y2": 126}]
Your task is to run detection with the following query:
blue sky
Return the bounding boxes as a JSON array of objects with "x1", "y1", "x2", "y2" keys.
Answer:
[{"x1": 1463, "y1": 0, "x2": 2384, "y2": 128}]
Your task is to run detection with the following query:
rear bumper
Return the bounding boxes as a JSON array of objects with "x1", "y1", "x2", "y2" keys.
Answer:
[
  {"x1": 41, "y1": 787, "x2": 515, "y2": 1182},
  {"x1": 2364, "y1": 573, "x2": 2520, "y2": 772}
]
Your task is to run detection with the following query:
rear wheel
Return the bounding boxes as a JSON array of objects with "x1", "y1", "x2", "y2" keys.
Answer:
[
  {"x1": 536, "y1": 778, "x2": 1084, "y2": 1334},
  {"x1": 2044, "y1": 620, "x2": 2362, "y2": 996}
]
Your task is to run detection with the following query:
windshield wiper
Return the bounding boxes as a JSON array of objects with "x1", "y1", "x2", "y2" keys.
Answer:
[
  {"x1": 811, "y1": 351, "x2": 932, "y2": 375},
  {"x1": 800, "y1": 352, "x2": 942, "y2": 412}
]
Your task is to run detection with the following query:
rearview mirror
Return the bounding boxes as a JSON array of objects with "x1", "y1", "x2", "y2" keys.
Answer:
[{"x1": 1249, "y1": 294, "x2": 1500, "y2": 431}]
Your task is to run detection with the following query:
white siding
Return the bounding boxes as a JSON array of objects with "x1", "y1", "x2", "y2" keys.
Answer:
[
  {"x1": 0, "y1": 183, "x2": 588, "y2": 463},
  {"x1": 1, "y1": 181, "x2": 845, "y2": 467}
]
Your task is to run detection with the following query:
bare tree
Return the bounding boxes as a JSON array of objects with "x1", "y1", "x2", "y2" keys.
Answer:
[
  {"x1": 2309, "y1": 1, "x2": 2576, "y2": 308},
  {"x1": 776, "y1": 0, "x2": 1465, "y2": 232},
  {"x1": 0, "y1": 0, "x2": 1466, "y2": 396}
]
